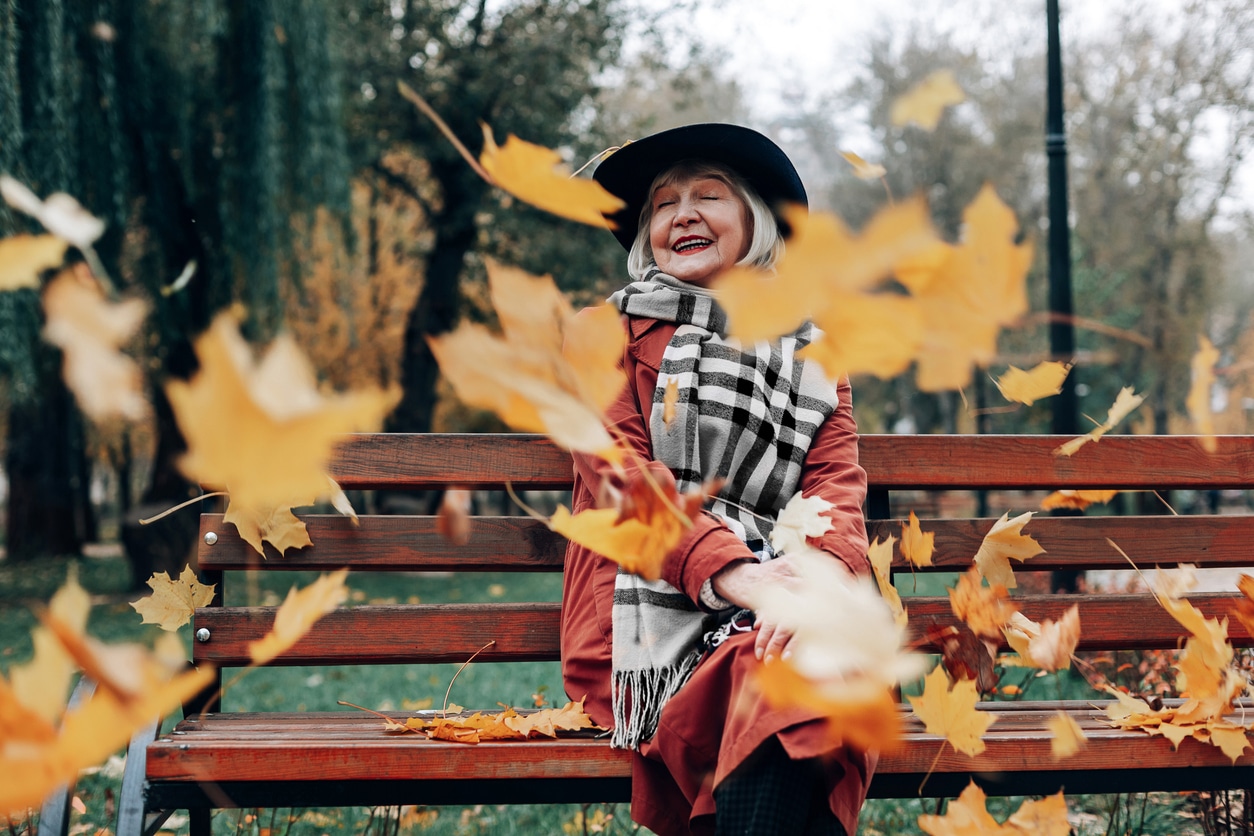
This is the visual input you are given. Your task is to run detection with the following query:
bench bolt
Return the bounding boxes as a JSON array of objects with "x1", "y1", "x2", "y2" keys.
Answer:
[
  {"x1": 196, "y1": 628, "x2": 211, "y2": 643},
  {"x1": 204, "y1": 531, "x2": 218, "y2": 545}
]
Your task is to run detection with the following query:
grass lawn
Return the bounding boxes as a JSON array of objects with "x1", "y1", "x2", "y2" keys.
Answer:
[{"x1": 2, "y1": 554, "x2": 1210, "y2": 835}]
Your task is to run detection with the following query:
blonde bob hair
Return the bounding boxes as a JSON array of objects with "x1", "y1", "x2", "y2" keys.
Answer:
[{"x1": 626, "y1": 161, "x2": 785, "y2": 281}]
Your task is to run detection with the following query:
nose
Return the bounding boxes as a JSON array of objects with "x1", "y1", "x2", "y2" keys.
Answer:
[{"x1": 672, "y1": 196, "x2": 700, "y2": 225}]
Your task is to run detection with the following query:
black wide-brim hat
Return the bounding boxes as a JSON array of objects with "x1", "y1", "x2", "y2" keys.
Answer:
[{"x1": 592, "y1": 123, "x2": 808, "y2": 251}]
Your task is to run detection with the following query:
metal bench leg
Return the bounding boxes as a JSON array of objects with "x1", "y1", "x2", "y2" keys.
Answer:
[
  {"x1": 116, "y1": 715, "x2": 161, "y2": 836},
  {"x1": 189, "y1": 808, "x2": 212, "y2": 836},
  {"x1": 37, "y1": 678, "x2": 97, "y2": 836}
]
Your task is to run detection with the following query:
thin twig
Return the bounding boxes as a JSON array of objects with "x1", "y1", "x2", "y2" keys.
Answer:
[
  {"x1": 916, "y1": 741, "x2": 947, "y2": 796},
  {"x1": 139, "y1": 491, "x2": 228, "y2": 524},
  {"x1": 443, "y1": 640, "x2": 497, "y2": 716},
  {"x1": 396, "y1": 82, "x2": 493, "y2": 183}
]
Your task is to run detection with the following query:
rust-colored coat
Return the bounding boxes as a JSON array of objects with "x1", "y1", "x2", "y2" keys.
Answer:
[{"x1": 560, "y1": 315, "x2": 874, "y2": 835}]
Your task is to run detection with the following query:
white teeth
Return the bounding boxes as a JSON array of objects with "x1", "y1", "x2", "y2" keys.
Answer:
[{"x1": 674, "y1": 239, "x2": 712, "y2": 252}]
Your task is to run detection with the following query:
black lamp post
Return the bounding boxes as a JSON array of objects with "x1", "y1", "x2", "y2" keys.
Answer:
[{"x1": 1046, "y1": 0, "x2": 1078, "y2": 436}]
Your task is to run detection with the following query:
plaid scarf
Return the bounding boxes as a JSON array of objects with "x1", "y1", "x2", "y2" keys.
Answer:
[{"x1": 605, "y1": 268, "x2": 839, "y2": 749}]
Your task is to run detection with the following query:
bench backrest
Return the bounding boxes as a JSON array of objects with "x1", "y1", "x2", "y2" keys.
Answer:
[{"x1": 191, "y1": 433, "x2": 1254, "y2": 674}]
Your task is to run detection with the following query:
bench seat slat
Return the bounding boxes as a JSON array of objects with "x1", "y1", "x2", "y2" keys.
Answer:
[
  {"x1": 198, "y1": 514, "x2": 1254, "y2": 573},
  {"x1": 326, "y1": 434, "x2": 1254, "y2": 491}
]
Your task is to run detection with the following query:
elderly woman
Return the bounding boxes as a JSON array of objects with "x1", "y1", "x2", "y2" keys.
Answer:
[{"x1": 561, "y1": 124, "x2": 872, "y2": 836}]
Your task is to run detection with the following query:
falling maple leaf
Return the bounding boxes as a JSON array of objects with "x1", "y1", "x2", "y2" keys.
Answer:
[
  {"x1": 972, "y1": 512, "x2": 1043, "y2": 589},
  {"x1": 907, "y1": 665, "x2": 995, "y2": 757},
  {"x1": 479, "y1": 125, "x2": 626, "y2": 228},
  {"x1": 799, "y1": 292, "x2": 923, "y2": 381},
  {"x1": 716, "y1": 199, "x2": 939, "y2": 343},
  {"x1": 130, "y1": 565, "x2": 216, "y2": 632},
  {"x1": 1039, "y1": 489, "x2": 1118, "y2": 511},
  {"x1": 248, "y1": 570, "x2": 349, "y2": 665},
  {"x1": 1048, "y1": 710, "x2": 1088, "y2": 760},
  {"x1": 42, "y1": 267, "x2": 148, "y2": 421},
  {"x1": 429, "y1": 261, "x2": 625, "y2": 464},
  {"x1": 948, "y1": 568, "x2": 1012, "y2": 640},
  {"x1": 918, "y1": 781, "x2": 1070, "y2": 836},
  {"x1": 437, "y1": 489, "x2": 473, "y2": 546},
  {"x1": 868, "y1": 536, "x2": 908, "y2": 628},
  {"x1": 8, "y1": 566, "x2": 91, "y2": 726},
  {"x1": 770, "y1": 491, "x2": 834, "y2": 556},
  {"x1": 901, "y1": 511, "x2": 935, "y2": 567},
  {"x1": 0, "y1": 175, "x2": 105, "y2": 249},
  {"x1": 890, "y1": 70, "x2": 966, "y2": 131},
  {"x1": 839, "y1": 150, "x2": 887, "y2": 181},
  {"x1": 927, "y1": 624, "x2": 999, "y2": 694},
  {"x1": 224, "y1": 499, "x2": 314, "y2": 557},
  {"x1": 757, "y1": 658, "x2": 903, "y2": 753},
  {"x1": 549, "y1": 503, "x2": 680, "y2": 581},
  {"x1": 1002, "y1": 607, "x2": 1080, "y2": 672},
  {"x1": 913, "y1": 186, "x2": 1034, "y2": 392},
  {"x1": 167, "y1": 312, "x2": 397, "y2": 513},
  {"x1": 0, "y1": 234, "x2": 68, "y2": 290},
  {"x1": 1187, "y1": 336, "x2": 1220, "y2": 453},
  {"x1": 1055, "y1": 386, "x2": 1145, "y2": 456},
  {"x1": 993, "y1": 361, "x2": 1071, "y2": 406}
]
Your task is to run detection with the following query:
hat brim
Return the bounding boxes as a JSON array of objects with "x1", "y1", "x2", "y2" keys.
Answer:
[{"x1": 592, "y1": 123, "x2": 807, "y2": 251}]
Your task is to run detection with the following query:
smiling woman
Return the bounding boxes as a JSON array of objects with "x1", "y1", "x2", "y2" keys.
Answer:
[{"x1": 559, "y1": 124, "x2": 873, "y2": 836}]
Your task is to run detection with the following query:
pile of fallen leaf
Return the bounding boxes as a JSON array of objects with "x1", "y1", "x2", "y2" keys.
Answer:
[{"x1": 382, "y1": 698, "x2": 600, "y2": 744}]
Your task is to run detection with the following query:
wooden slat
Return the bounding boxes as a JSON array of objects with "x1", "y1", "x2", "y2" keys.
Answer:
[
  {"x1": 324, "y1": 433, "x2": 1254, "y2": 491},
  {"x1": 867, "y1": 514, "x2": 1254, "y2": 571},
  {"x1": 905, "y1": 592, "x2": 1254, "y2": 650},
  {"x1": 192, "y1": 603, "x2": 561, "y2": 666},
  {"x1": 198, "y1": 515, "x2": 566, "y2": 571}
]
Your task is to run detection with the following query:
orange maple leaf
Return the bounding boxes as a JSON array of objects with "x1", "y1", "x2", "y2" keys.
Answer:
[
  {"x1": 993, "y1": 361, "x2": 1071, "y2": 406},
  {"x1": 1039, "y1": 489, "x2": 1118, "y2": 511},
  {"x1": 130, "y1": 565, "x2": 216, "y2": 632},
  {"x1": 757, "y1": 658, "x2": 902, "y2": 752},
  {"x1": 890, "y1": 70, "x2": 966, "y2": 131},
  {"x1": 0, "y1": 234, "x2": 67, "y2": 290},
  {"x1": 972, "y1": 512, "x2": 1043, "y2": 589},
  {"x1": 479, "y1": 125, "x2": 626, "y2": 228},
  {"x1": 907, "y1": 665, "x2": 995, "y2": 757},
  {"x1": 948, "y1": 568, "x2": 1013, "y2": 640},
  {"x1": 248, "y1": 570, "x2": 349, "y2": 665},
  {"x1": 1187, "y1": 335, "x2": 1220, "y2": 453},
  {"x1": 918, "y1": 781, "x2": 1070, "y2": 835}
]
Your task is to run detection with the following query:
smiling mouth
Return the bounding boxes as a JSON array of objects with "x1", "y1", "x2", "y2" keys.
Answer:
[{"x1": 673, "y1": 237, "x2": 713, "y2": 253}]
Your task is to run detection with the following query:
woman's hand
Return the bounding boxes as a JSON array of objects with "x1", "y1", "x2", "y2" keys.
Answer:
[{"x1": 711, "y1": 559, "x2": 804, "y2": 663}]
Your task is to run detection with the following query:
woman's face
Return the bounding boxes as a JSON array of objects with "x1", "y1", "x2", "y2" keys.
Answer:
[{"x1": 648, "y1": 174, "x2": 750, "y2": 287}]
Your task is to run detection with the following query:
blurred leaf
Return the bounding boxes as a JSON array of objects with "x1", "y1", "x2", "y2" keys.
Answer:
[
  {"x1": 0, "y1": 235, "x2": 67, "y2": 290},
  {"x1": 993, "y1": 361, "x2": 1071, "y2": 406},
  {"x1": 249, "y1": 570, "x2": 349, "y2": 665},
  {"x1": 1187, "y1": 336, "x2": 1220, "y2": 452},
  {"x1": 1055, "y1": 387, "x2": 1145, "y2": 456},
  {"x1": 890, "y1": 69, "x2": 965, "y2": 131}
]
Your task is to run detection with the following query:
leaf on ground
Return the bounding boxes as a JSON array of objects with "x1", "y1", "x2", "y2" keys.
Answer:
[
  {"x1": 947, "y1": 568, "x2": 1012, "y2": 640},
  {"x1": 839, "y1": 151, "x2": 887, "y2": 181},
  {"x1": 918, "y1": 780, "x2": 1070, "y2": 835},
  {"x1": 770, "y1": 492, "x2": 834, "y2": 556},
  {"x1": 167, "y1": 312, "x2": 397, "y2": 512},
  {"x1": 437, "y1": 489, "x2": 473, "y2": 546},
  {"x1": 907, "y1": 665, "x2": 995, "y2": 757},
  {"x1": 1039, "y1": 489, "x2": 1118, "y2": 511},
  {"x1": 1187, "y1": 336, "x2": 1220, "y2": 452},
  {"x1": 913, "y1": 186, "x2": 1034, "y2": 392},
  {"x1": 1055, "y1": 386, "x2": 1145, "y2": 456},
  {"x1": 130, "y1": 565, "x2": 216, "y2": 632},
  {"x1": 248, "y1": 570, "x2": 349, "y2": 665},
  {"x1": 972, "y1": 512, "x2": 1043, "y2": 589},
  {"x1": 429, "y1": 261, "x2": 625, "y2": 464},
  {"x1": 1003, "y1": 607, "x2": 1080, "y2": 672},
  {"x1": 42, "y1": 267, "x2": 148, "y2": 421},
  {"x1": 1047, "y1": 711, "x2": 1088, "y2": 760},
  {"x1": 716, "y1": 199, "x2": 939, "y2": 343},
  {"x1": 0, "y1": 176, "x2": 105, "y2": 249},
  {"x1": 0, "y1": 234, "x2": 68, "y2": 290},
  {"x1": 993, "y1": 361, "x2": 1071, "y2": 406},
  {"x1": 867, "y1": 536, "x2": 908, "y2": 629},
  {"x1": 891, "y1": 70, "x2": 965, "y2": 131},
  {"x1": 901, "y1": 511, "x2": 935, "y2": 567},
  {"x1": 479, "y1": 125, "x2": 626, "y2": 228}
]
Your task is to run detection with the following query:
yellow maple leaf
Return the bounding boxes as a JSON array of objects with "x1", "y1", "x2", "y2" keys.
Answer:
[
  {"x1": 907, "y1": 665, "x2": 995, "y2": 757},
  {"x1": 8, "y1": 566, "x2": 91, "y2": 727},
  {"x1": 868, "y1": 536, "x2": 908, "y2": 628},
  {"x1": 0, "y1": 234, "x2": 68, "y2": 290},
  {"x1": 972, "y1": 511, "x2": 1043, "y2": 589},
  {"x1": 167, "y1": 313, "x2": 397, "y2": 511},
  {"x1": 429, "y1": 261, "x2": 625, "y2": 464},
  {"x1": 224, "y1": 498, "x2": 314, "y2": 557},
  {"x1": 41, "y1": 268, "x2": 148, "y2": 421},
  {"x1": 891, "y1": 70, "x2": 966, "y2": 131},
  {"x1": 918, "y1": 781, "x2": 1069, "y2": 835},
  {"x1": 948, "y1": 568, "x2": 1012, "y2": 640},
  {"x1": 914, "y1": 186, "x2": 1034, "y2": 392},
  {"x1": 1039, "y1": 489, "x2": 1118, "y2": 511},
  {"x1": 716, "y1": 199, "x2": 939, "y2": 342},
  {"x1": 130, "y1": 565, "x2": 216, "y2": 632},
  {"x1": 549, "y1": 505, "x2": 676, "y2": 581},
  {"x1": 1187, "y1": 335, "x2": 1220, "y2": 453},
  {"x1": 800, "y1": 292, "x2": 923, "y2": 381},
  {"x1": 479, "y1": 125, "x2": 626, "y2": 228},
  {"x1": 1206, "y1": 722, "x2": 1253, "y2": 763},
  {"x1": 248, "y1": 569, "x2": 349, "y2": 665},
  {"x1": 1152, "y1": 565, "x2": 1233, "y2": 704},
  {"x1": 1047, "y1": 711, "x2": 1087, "y2": 760},
  {"x1": 993, "y1": 361, "x2": 1071, "y2": 406},
  {"x1": 1055, "y1": 386, "x2": 1145, "y2": 456},
  {"x1": 1003, "y1": 607, "x2": 1080, "y2": 672},
  {"x1": 839, "y1": 150, "x2": 887, "y2": 181},
  {"x1": 901, "y1": 510, "x2": 935, "y2": 567},
  {"x1": 0, "y1": 676, "x2": 57, "y2": 745}
]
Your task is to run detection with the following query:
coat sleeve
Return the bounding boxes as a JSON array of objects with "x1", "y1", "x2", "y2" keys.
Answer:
[{"x1": 797, "y1": 376, "x2": 871, "y2": 577}]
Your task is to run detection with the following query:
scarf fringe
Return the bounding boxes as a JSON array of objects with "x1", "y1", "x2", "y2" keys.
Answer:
[{"x1": 610, "y1": 649, "x2": 703, "y2": 749}]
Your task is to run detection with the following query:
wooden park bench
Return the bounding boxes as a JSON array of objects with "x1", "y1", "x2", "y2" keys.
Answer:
[{"x1": 115, "y1": 432, "x2": 1254, "y2": 836}]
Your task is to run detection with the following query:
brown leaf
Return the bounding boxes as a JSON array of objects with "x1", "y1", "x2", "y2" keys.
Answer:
[
  {"x1": 926, "y1": 624, "x2": 999, "y2": 695},
  {"x1": 756, "y1": 659, "x2": 903, "y2": 753},
  {"x1": 130, "y1": 565, "x2": 216, "y2": 632}
]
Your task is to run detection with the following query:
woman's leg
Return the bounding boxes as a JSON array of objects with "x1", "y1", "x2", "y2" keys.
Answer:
[{"x1": 712, "y1": 737, "x2": 846, "y2": 836}]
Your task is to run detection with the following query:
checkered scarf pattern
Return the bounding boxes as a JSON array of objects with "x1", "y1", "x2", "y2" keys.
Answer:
[{"x1": 604, "y1": 268, "x2": 839, "y2": 749}]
